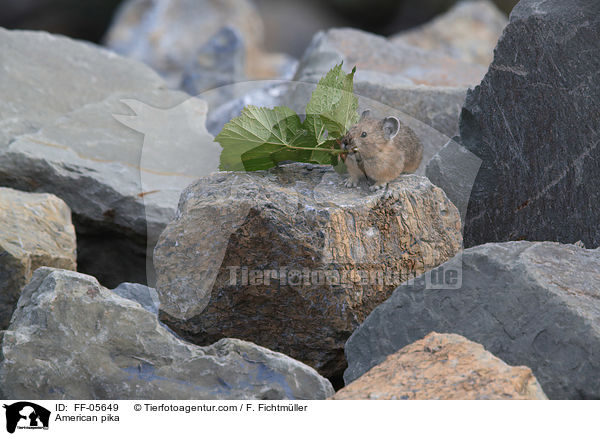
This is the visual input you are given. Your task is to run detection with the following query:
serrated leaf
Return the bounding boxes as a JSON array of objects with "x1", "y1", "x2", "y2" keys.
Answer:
[
  {"x1": 305, "y1": 64, "x2": 359, "y2": 139},
  {"x1": 216, "y1": 105, "x2": 306, "y2": 171},
  {"x1": 214, "y1": 63, "x2": 359, "y2": 172}
]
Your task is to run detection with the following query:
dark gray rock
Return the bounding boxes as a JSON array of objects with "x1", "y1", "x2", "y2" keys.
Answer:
[
  {"x1": 344, "y1": 241, "x2": 600, "y2": 399},
  {"x1": 0, "y1": 268, "x2": 334, "y2": 399},
  {"x1": 458, "y1": 0, "x2": 600, "y2": 248}
]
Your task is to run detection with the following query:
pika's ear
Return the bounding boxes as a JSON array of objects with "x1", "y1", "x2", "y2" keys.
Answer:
[
  {"x1": 360, "y1": 110, "x2": 371, "y2": 120},
  {"x1": 383, "y1": 116, "x2": 400, "y2": 139}
]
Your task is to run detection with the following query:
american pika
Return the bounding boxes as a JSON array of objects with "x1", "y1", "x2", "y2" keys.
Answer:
[{"x1": 340, "y1": 110, "x2": 423, "y2": 191}]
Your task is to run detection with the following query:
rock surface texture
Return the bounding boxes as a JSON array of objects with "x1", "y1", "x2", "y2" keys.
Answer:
[
  {"x1": 344, "y1": 241, "x2": 600, "y2": 399},
  {"x1": 333, "y1": 333, "x2": 547, "y2": 400},
  {"x1": 457, "y1": 0, "x2": 600, "y2": 248},
  {"x1": 0, "y1": 188, "x2": 76, "y2": 329},
  {"x1": 0, "y1": 268, "x2": 333, "y2": 400},
  {"x1": 391, "y1": 0, "x2": 507, "y2": 67},
  {"x1": 154, "y1": 163, "x2": 462, "y2": 380}
]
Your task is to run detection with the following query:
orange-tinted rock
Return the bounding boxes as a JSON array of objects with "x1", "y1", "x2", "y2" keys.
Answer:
[{"x1": 333, "y1": 332, "x2": 547, "y2": 400}]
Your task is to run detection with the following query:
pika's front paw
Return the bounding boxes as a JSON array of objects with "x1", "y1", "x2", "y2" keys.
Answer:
[
  {"x1": 344, "y1": 178, "x2": 359, "y2": 188},
  {"x1": 369, "y1": 183, "x2": 386, "y2": 192}
]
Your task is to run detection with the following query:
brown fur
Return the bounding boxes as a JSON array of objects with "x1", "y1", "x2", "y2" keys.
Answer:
[{"x1": 341, "y1": 112, "x2": 423, "y2": 190}]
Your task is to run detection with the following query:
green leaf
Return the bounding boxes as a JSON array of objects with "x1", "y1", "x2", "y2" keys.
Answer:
[
  {"x1": 214, "y1": 63, "x2": 359, "y2": 172},
  {"x1": 216, "y1": 105, "x2": 305, "y2": 171},
  {"x1": 308, "y1": 139, "x2": 340, "y2": 165},
  {"x1": 240, "y1": 143, "x2": 311, "y2": 171},
  {"x1": 305, "y1": 64, "x2": 359, "y2": 139}
]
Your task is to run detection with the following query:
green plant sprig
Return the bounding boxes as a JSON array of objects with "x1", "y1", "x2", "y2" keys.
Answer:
[{"x1": 215, "y1": 63, "x2": 359, "y2": 171}]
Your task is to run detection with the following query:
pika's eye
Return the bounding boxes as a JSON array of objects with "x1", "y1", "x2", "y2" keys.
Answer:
[{"x1": 360, "y1": 131, "x2": 367, "y2": 138}]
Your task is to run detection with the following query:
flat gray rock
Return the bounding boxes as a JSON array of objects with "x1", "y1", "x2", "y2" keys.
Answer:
[
  {"x1": 457, "y1": 0, "x2": 600, "y2": 247},
  {"x1": 0, "y1": 268, "x2": 333, "y2": 400},
  {"x1": 0, "y1": 27, "x2": 165, "y2": 151},
  {"x1": 344, "y1": 241, "x2": 600, "y2": 399},
  {"x1": 294, "y1": 28, "x2": 486, "y2": 88},
  {"x1": 0, "y1": 28, "x2": 223, "y2": 287}
]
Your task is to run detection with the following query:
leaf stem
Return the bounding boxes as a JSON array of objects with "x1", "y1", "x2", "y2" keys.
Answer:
[{"x1": 260, "y1": 141, "x2": 346, "y2": 154}]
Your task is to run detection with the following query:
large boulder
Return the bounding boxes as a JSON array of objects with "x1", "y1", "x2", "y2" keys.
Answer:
[
  {"x1": 154, "y1": 163, "x2": 462, "y2": 380},
  {"x1": 454, "y1": 0, "x2": 600, "y2": 248},
  {"x1": 391, "y1": 0, "x2": 507, "y2": 67},
  {"x1": 333, "y1": 332, "x2": 547, "y2": 400},
  {"x1": 0, "y1": 188, "x2": 77, "y2": 329},
  {"x1": 294, "y1": 27, "x2": 486, "y2": 88},
  {"x1": 344, "y1": 241, "x2": 600, "y2": 399},
  {"x1": 0, "y1": 268, "x2": 333, "y2": 400}
]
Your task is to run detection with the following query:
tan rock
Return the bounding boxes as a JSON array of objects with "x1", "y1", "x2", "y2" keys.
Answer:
[
  {"x1": 333, "y1": 332, "x2": 548, "y2": 400},
  {"x1": 154, "y1": 163, "x2": 462, "y2": 379},
  {"x1": 391, "y1": 0, "x2": 508, "y2": 67},
  {"x1": 0, "y1": 188, "x2": 76, "y2": 328}
]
